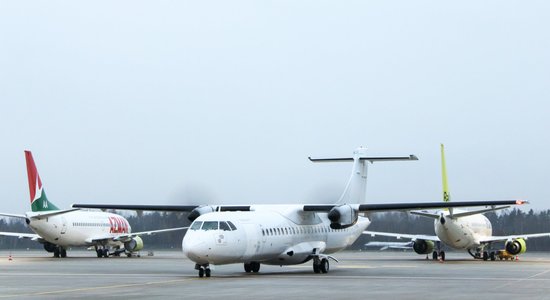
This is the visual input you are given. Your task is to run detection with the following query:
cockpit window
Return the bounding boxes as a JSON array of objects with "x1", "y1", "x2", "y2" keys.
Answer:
[
  {"x1": 219, "y1": 221, "x2": 231, "y2": 231},
  {"x1": 227, "y1": 221, "x2": 237, "y2": 231},
  {"x1": 190, "y1": 221, "x2": 203, "y2": 230},
  {"x1": 202, "y1": 221, "x2": 219, "y2": 231}
]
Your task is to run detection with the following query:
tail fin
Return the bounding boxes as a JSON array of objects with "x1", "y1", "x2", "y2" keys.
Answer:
[
  {"x1": 440, "y1": 144, "x2": 450, "y2": 202},
  {"x1": 25, "y1": 151, "x2": 59, "y2": 212},
  {"x1": 309, "y1": 147, "x2": 418, "y2": 204}
]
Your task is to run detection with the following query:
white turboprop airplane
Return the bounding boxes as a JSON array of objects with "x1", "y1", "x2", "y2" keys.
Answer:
[
  {"x1": 364, "y1": 144, "x2": 550, "y2": 261},
  {"x1": 73, "y1": 147, "x2": 527, "y2": 277},
  {"x1": 0, "y1": 151, "x2": 187, "y2": 258}
]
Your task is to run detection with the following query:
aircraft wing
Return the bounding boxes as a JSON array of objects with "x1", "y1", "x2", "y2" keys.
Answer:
[
  {"x1": 365, "y1": 241, "x2": 413, "y2": 250},
  {"x1": 0, "y1": 212, "x2": 27, "y2": 219},
  {"x1": 478, "y1": 233, "x2": 550, "y2": 244},
  {"x1": 0, "y1": 231, "x2": 42, "y2": 241},
  {"x1": 304, "y1": 200, "x2": 527, "y2": 212},
  {"x1": 87, "y1": 227, "x2": 188, "y2": 244},
  {"x1": 363, "y1": 230, "x2": 440, "y2": 242}
]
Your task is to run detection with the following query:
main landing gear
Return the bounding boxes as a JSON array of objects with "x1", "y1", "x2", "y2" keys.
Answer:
[
  {"x1": 195, "y1": 264, "x2": 212, "y2": 278},
  {"x1": 313, "y1": 257, "x2": 329, "y2": 274},
  {"x1": 95, "y1": 246, "x2": 110, "y2": 258},
  {"x1": 244, "y1": 262, "x2": 260, "y2": 273}
]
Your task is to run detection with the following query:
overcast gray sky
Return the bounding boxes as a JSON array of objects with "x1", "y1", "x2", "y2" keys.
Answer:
[{"x1": 0, "y1": 1, "x2": 548, "y2": 214}]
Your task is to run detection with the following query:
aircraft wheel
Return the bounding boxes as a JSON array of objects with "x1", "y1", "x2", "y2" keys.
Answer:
[
  {"x1": 53, "y1": 247, "x2": 60, "y2": 258},
  {"x1": 205, "y1": 268, "x2": 211, "y2": 277},
  {"x1": 60, "y1": 248, "x2": 67, "y2": 258},
  {"x1": 251, "y1": 262, "x2": 260, "y2": 273},
  {"x1": 96, "y1": 249, "x2": 103, "y2": 258},
  {"x1": 126, "y1": 253, "x2": 133, "y2": 258},
  {"x1": 482, "y1": 251, "x2": 489, "y2": 261},
  {"x1": 244, "y1": 263, "x2": 252, "y2": 273},
  {"x1": 198, "y1": 268, "x2": 204, "y2": 278},
  {"x1": 313, "y1": 262, "x2": 321, "y2": 274},
  {"x1": 432, "y1": 251, "x2": 438, "y2": 260},
  {"x1": 490, "y1": 252, "x2": 496, "y2": 261},
  {"x1": 439, "y1": 251, "x2": 445, "y2": 261},
  {"x1": 103, "y1": 249, "x2": 109, "y2": 258},
  {"x1": 320, "y1": 258, "x2": 329, "y2": 274}
]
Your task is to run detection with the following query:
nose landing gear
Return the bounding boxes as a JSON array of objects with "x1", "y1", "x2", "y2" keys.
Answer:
[{"x1": 196, "y1": 264, "x2": 211, "y2": 278}]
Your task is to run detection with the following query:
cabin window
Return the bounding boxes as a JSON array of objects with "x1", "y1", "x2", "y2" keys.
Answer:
[
  {"x1": 190, "y1": 221, "x2": 203, "y2": 230},
  {"x1": 227, "y1": 221, "x2": 237, "y2": 231},
  {"x1": 220, "y1": 221, "x2": 231, "y2": 231},
  {"x1": 202, "y1": 221, "x2": 219, "y2": 231}
]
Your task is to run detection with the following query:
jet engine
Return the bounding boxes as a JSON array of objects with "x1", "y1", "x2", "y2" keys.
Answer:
[
  {"x1": 412, "y1": 239, "x2": 434, "y2": 255},
  {"x1": 188, "y1": 206, "x2": 215, "y2": 222},
  {"x1": 124, "y1": 236, "x2": 144, "y2": 252},
  {"x1": 505, "y1": 238, "x2": 527, "y2": 255},
  {"x1": 327, "y1": 204, "x2": 358, "y2": 229}
]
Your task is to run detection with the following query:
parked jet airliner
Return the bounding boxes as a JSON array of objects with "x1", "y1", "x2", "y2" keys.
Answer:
[
  {"x1": 73, "y1": 147, "x2": 526, "y2": 277},
  {"x1": 364, "y1": 144, "x2": 550, "y2": 261},
  {"x1": 0, "y1": 151, "x2": 186, "y2": 258}
]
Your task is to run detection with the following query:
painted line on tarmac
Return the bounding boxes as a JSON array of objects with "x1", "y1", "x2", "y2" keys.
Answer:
[{"x1": 0, "y1": 278, "x2": 198, "y2": 298}]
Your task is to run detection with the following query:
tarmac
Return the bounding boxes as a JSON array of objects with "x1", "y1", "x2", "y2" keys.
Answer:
[{"x1": 1, "y1": 249, "x2": 550, "y2": 299}]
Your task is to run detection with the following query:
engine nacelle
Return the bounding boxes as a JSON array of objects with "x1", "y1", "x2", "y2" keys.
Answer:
[
  {"x1": 412, "y1": 240, "x2": 435, "y2": 255},
  {"x1": 43, "y1": 242, "x2": 56, "y2": 253},
  {"x1": 188, "y1": 206, "x2": 215, "y2": 222},
  {"x1": 505, "y1": 238, "x2": 527, "y2": 255},
  {"x1": 327, "y1": 204, "x2": 358, "y2": 229},
  {"x1": 124, "y1": 236, "x2": 144, "y2": 252}
]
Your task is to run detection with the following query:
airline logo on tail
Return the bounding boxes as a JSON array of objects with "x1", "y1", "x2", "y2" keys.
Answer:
[{"x1": 25, "y1": 151, "x2": 59, "y2": 212}]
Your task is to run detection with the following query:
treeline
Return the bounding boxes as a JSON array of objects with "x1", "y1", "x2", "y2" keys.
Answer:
[{"x1": 2, "y1": 209, "x2": 550, "y2": 251}]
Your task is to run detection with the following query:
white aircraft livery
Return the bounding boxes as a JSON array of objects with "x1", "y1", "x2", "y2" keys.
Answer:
[
  {"x1": 0, "y1": 151, "x2": 187, "y2": 258},
  {"x1": 73, "y1": 147, "x2": 527, "y2": 277},
  {"x1": 364, "y1": 144, "x2": 550, "y2": 261}
]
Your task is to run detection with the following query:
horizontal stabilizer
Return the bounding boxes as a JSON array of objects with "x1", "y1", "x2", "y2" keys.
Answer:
[{"x1": 308, "y1": 155, "x2": 418, "y2": 163}]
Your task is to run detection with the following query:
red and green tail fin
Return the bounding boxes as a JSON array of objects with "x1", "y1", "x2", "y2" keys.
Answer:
[{"x1": 25, "y1": 151, "x2": 59, "y2": 212}]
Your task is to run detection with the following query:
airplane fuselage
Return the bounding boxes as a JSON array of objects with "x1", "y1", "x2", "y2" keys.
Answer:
[
  {"x1": 182, "y1": 205, "x2": 370, "y2": 266},
  {"x1": 434, "y1": 210, "x2": 492, "y2": 250},
  {"x1": 26, "y1": 210, "x2": 132, "y2": 248}
]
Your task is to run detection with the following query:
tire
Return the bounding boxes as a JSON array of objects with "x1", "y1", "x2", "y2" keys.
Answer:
[
  {"x1": 103, "y1": 249, "x2": 109, "y2": 258},
  {"x1": 482, "y1": 251, "x2": 488, "y2": 261},
  {"x1": 60, "y1": 248, "x2": 67, "y2": 258},
  {"x1": 440, "y1": 251, "x2": 445, "y2": 261},
  {"x1": 198, "y1": 268, "x2": 204, "y2": 278},
  {"x1": 432, "y1": 251, "x2": 438, "y2": 260},
  {"x1": 320, "y1": 259, "x2": 329, "y2": 274},
  {"x1": 96, "y1": 250, "x2": 102, "y2": 258},
  {"x1": 490, "y1": 252, "x2": 496, "y2": 261},
  {"x1": 205, "y1": 268, "x2": 211, "y2": 277},
  {"x1": 53, "y1": 248, "x2": 60, "y2": 258},
  {"x1": 313, "y1": 263, "x2": 321, "y2": 273},
  {"x1": 251, "y1": 262, "x2": 260, "y2": 273},
  {"x1": 244, "y1": 263, "x2": 252, "y2": 273}
]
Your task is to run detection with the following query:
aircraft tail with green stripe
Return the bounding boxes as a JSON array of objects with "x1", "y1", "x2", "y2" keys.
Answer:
[{"x1": 25, "y1": 150, "x2": 60, "y2": 212}]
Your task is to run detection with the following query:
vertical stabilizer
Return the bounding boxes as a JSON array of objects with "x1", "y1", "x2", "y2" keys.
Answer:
[
  {"x1": 440, "y1": 144, "x2": 450, "y2": 202},
  {"x1": 25, "y1": 151, "x2": 59, "y2": 212},
  {"x1": 309, "y1": 147, "x2": 418, "y2": 205}
]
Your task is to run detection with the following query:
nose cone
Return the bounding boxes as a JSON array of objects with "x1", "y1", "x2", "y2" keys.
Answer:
[{"x1": 182, "y1": 235, "x2": 210, "y2": 264}]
